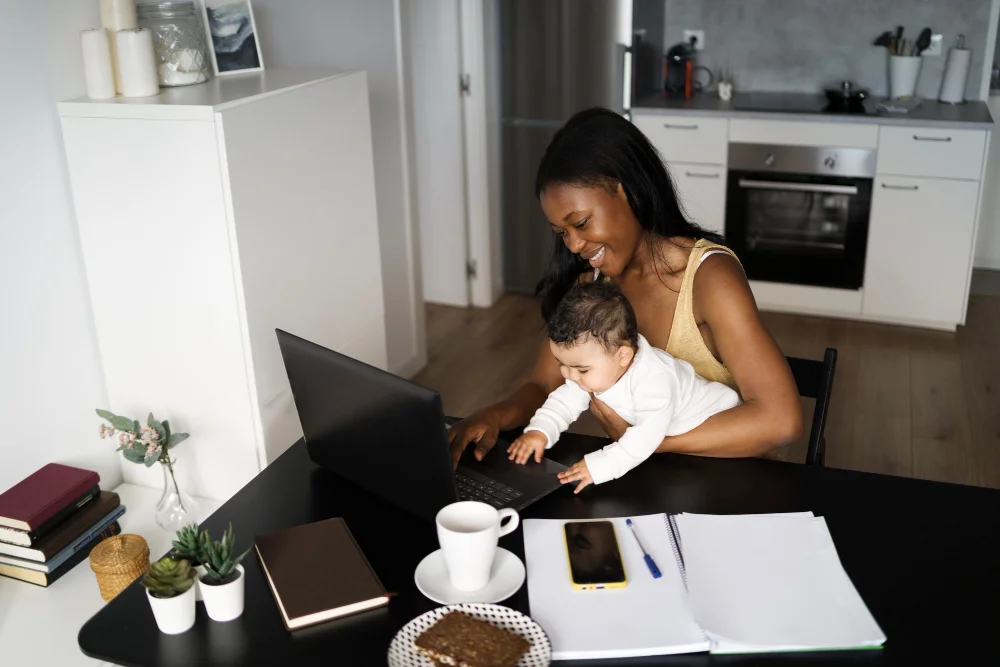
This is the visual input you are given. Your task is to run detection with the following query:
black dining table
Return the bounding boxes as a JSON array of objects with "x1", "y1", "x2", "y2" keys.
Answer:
[{"x1": 79, "y1": 429, "x2": 1000, "y2": 666}]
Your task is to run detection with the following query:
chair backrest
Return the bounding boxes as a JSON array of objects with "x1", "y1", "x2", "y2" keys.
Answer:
[{"x1": 785, "y1": 348, "x2": 837, "y2": 466}]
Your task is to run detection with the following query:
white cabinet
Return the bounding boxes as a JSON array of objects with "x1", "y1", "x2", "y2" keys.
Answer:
[
  {"x1": 632, "y1": 113, "x2": 729, "y2": 235},
  {"x1": 863, "y1": 176, "x2": 979, "y2": 326},
  {"x1": 877, "y1": 126, "x2": 987, "y2": 180},
  {"x1": 58, "y1": 70, "x2": 387, "y2": 500},
  {"x1": 671, "y1": 163, "x2": 727, "y2": 235}
]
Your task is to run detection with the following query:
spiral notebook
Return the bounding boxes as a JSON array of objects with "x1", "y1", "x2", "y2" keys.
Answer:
[{"x1": 523, "y1": 512, "x2": 885, "y2": 660}]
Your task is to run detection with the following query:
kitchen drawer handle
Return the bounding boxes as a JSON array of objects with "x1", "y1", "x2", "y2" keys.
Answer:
[
  {"x1": 912, "y1": 135, "x2": 952, "y2": 142},
  {"x1": 663, "y1": 123, "x2": 699, "y2": 130},
  {"x1": 881, "y1": 183, "x2": 919, "y2": 191},
  {"x1": 685, "y1": 171, "x2": 720, "y2": 179}
]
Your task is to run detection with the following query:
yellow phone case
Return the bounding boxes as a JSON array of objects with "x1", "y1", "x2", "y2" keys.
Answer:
[{"x1": 563, "y1": 520, "x2": 628, "y2": 590}]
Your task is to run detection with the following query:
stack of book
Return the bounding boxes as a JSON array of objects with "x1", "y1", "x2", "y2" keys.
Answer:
[{"x1": 0, "y1": 463, "x2": 126, "y2": 587}]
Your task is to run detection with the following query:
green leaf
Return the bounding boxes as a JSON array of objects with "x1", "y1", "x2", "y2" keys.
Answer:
[
  {"x1": 133, "y1": 420, "x2": 141, "y2": 434},
  {"x1": 147, "y1": 413, "x2": 156, "y2": 428},
  {"x1": 96, "y1": 409, "x2": 116, "y2": 421},
  {"x1": 143, "y1": 447, "x2": 160, "y2": 467},
  {"x1": 166, "y1": 433, "x2": 189, "y2": 449},
  {"x1": 122, "y1": 447, "x2": 145, "y2": 464},
  {"x1": 97, "y1": 409, "x2": 134, "y2": 432},
  {"x1": 162, "y1": 420, "x2": 171, "y2": 441},
  {"x1": 153, "y1": 420, "x2": 167, "y2": 444}
]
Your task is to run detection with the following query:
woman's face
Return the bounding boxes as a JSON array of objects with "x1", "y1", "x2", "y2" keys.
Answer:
[{"x1": 539, "y1": 182, "x2": 643, "y2": 278}]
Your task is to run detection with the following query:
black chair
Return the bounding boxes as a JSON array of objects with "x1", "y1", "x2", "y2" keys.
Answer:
[{"x1": 785, "y1": 348, "x2": 837, "y2": 467}]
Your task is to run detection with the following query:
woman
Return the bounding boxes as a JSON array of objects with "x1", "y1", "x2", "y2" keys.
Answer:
[{"x1": 449, "y1": 108, "x2": 802, "y2": 467}]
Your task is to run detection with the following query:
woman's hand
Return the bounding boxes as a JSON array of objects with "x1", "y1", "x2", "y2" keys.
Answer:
[
  {"x1": 558, "y1": 459, "x2": 595, "y2": 493},
  {"x1": 589, "y1": 395, "x2": 629, "y2": 441},
  {"x1": 447, "y1": 408, "x2": 501, "y2": 467}
]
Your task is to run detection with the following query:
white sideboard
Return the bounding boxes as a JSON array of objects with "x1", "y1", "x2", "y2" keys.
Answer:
[
  {"x1": 59, "y1": 70, "x2": 387, "y2": 500},
  {"x1": 632, "y1": 110, "x2": 991, "y2": 331}
]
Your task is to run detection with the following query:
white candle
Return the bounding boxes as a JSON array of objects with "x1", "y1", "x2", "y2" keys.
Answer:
[
  {"x1": 115, "y1": 28, "x2": 159, "y2": 98},
  {"x1": 80, "y1": 28, "x2": 116, "y2": 100},
  {"x1": 99, "y1": 0, "x2": 137, "y2": 94}
]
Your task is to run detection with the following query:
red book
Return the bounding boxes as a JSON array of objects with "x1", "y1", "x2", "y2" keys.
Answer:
[{"x1": 0, "y1": 464, "x2": 100, "y2": 531}]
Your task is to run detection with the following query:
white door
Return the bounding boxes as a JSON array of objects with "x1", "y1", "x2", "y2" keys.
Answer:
[
  {"x1": 863, "y1": 176, "x2": 979, "y2": 325},
  {"x1": 671, "y1": 163, "x2": 727, "y2": 235}
]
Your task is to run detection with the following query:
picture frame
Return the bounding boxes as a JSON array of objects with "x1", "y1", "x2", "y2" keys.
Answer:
[{"x1": 200, "y1": 0, "x2": 264, "y2": 77}]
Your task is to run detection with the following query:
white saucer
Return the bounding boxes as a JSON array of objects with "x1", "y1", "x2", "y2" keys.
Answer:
[{"x1": 414, "y1": 548, "x2": 525, "y2": 605}]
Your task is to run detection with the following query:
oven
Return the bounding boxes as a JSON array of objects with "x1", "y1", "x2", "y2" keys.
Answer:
[{"x1": 724, "y1": 143, "x2": 875, "y2": 290}]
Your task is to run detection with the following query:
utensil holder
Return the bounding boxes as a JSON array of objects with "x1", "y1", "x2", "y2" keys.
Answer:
[{"x1": 889, "y1": 55, "x2": 922, "y2": 99}]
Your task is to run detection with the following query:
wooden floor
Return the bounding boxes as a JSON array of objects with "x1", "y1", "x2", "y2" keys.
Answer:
[{"x1": 413, "y1": 286, "x2": 1000, "y2": 489}]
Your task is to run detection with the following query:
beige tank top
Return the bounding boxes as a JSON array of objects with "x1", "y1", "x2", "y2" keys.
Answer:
[{"x1": 664, "y1": 239, "x2": 740, "y2": 391}]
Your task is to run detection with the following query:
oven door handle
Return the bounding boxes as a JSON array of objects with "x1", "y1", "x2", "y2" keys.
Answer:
[{"x1": 737, "y1": 179, "x2": 859, "y2": 195}]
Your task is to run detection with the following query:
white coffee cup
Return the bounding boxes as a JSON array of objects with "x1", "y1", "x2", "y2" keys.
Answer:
[{"x1": 436, "y1": 501, "x2": 519, "y2": 591}]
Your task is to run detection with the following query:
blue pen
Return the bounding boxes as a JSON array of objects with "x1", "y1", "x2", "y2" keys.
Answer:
[{"x1": 625, "y1": 518, "x2": 662, "y2": 579}]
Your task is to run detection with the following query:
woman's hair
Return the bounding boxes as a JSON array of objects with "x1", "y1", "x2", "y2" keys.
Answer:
[
  {"x1": 534, "y1": 107, "x2": 722, "y2": 320},
  {"x1": 546, "y1": 281, "x2": 639, "y2": 353}
]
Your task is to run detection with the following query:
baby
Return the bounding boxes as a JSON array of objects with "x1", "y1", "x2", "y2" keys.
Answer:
[{"x1": 508, "y1": 281, "x2": 741, "y2": 492}]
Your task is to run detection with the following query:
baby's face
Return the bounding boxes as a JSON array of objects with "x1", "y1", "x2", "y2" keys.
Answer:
[{"x1": 550, "y1": 338, "x2": 634, "y2": 394}]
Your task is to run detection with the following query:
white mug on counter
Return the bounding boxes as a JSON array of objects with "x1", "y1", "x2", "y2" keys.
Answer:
[{"x1": 436, "y1": 501, "x2": 519, "y2": 591}]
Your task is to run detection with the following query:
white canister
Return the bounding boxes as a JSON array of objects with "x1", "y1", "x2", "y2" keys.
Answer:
[
  {"x1": 889, "y1": 55, "x2": 922, "y2": 99},
  {"x1": 115, "y1": 28, "x2": 160, "y2": 98},
  {"x1": 80, "y1": 29, "x2": 116, "y2": 100}
]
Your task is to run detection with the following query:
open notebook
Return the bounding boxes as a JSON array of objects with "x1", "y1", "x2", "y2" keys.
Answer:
[{"x1": 523, "y1": 512, "x2": 885, "y2": 660}]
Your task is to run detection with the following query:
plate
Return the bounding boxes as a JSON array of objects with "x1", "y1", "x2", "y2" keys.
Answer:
[
  {"x1": 414, "y1": 548, "x2": 525, "y2": 604},
  {"x1": 387, "y1": 602, "x2": 551, "y2": 667}
]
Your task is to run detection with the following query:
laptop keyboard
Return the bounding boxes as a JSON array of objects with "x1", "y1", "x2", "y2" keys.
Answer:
[{"x1": 456, "y1": 469, "x2": 524, "y2": 509}]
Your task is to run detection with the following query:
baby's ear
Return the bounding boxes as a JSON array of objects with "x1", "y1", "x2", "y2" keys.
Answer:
[{"x1": 617, "y1": 345, "x2": 635, "y2": 367}]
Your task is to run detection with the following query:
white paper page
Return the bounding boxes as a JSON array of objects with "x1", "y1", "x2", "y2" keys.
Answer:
[
  {"x1": 524, "y1": 515, "x2": 710, "y2": 661},
  {"x1": 676, "y1": 514, "x2": 885, "y2": 653}
]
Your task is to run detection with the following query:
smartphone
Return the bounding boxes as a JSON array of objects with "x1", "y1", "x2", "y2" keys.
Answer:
[{"x1": 563, "y1": 520, "x2": 628, "y2": 590}]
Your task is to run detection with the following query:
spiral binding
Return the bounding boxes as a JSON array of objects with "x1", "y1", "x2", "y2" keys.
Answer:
[{"x1": 663, "y1": 513, "x2": 687, "y2": 589}]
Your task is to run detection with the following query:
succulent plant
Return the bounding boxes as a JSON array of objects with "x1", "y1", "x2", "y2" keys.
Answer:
[
  {"x1": 200, "y1": 523, "x2": 251, "y2": 586},
  {"x1": 142, "y1": 557, "x2": 196, "y2": 599},
  {"x1": 171, "y1": 523, "x2": 205, "y2": 565}
]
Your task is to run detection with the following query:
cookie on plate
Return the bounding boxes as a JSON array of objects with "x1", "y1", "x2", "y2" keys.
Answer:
[{"x1": 413, "y1": 611, "x2": 531, "y2": 667}]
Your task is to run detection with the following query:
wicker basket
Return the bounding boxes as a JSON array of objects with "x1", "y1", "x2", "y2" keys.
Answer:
[{"x1": 89, "y1": 533, "x2": 150, "y2": 601}]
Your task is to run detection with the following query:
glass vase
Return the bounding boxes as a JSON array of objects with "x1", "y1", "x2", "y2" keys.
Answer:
[{"x1": 155, "y1": 459, "x2": 198, "y2": 531}]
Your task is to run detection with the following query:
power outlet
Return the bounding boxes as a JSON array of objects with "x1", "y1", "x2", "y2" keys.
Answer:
[
  {"x1": 923, "y1": 33, "x2": 943, "y2": 56},
  {"x1": 683, "y1": 29, "x2": 705, "y2": 50}
]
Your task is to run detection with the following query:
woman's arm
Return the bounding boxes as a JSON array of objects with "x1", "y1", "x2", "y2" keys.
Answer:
[
  {"x1": 447, "y1": 339, "x2": 565, "y2": 466},
  {"x1": 590, "y1": 255, "x2": 802, "y2": 457}
]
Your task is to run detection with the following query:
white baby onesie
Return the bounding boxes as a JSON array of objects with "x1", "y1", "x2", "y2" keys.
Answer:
[{"x1": 524, "y1": 334, "x2": 741, "y2": 484}]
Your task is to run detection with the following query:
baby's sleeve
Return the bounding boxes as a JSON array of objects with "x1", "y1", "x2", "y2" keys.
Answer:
[
  {"x1": 523, "y1": 380, "x2": 592, "y2": 448},
  {"x1": 583, "y1": 407, "x2": 672, "y2": 484}
]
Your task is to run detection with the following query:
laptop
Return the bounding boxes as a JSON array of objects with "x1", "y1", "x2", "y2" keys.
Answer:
[{"x1": 275, "y1": 329, "x2": 568, "y2": 523}]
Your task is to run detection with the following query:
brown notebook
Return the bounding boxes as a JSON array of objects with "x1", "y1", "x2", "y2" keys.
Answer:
[{"x1": 255, "y1": 518, "x2": 389, "y2": 630}]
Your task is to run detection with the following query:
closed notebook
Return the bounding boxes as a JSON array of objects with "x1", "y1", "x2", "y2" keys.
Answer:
[
  {"x1": 0, "y1": 492, "x2": 121, "y2": 562},
  {"x1": 0, "y1": 521, "x2": 121, "y2": 587},
  {"x1": 255, "y1": 517, "x2": 390, "y2": 630},
  {"x1": 0, "y1": 463, "x2": 100, "y2": 532}
]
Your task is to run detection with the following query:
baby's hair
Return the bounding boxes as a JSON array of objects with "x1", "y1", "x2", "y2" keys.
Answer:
[{"x1": 546, "y1": 281, "x2": 639, "y2": 353}]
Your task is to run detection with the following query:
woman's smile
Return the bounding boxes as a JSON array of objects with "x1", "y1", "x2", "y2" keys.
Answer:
[{"x1": 583, "y1": 245, "x2": 606, "y2": 268}]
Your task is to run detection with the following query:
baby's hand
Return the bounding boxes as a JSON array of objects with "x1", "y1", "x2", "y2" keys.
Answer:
[
  {"x1": 507, "y1": 431, "x2": 548, "y2": 464},
  {"x1": 557, "y1": 459, "x2": 594, "y2": 494}
]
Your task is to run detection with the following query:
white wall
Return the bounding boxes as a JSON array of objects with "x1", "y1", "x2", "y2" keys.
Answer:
[
  {"x1": 402, "y1": 0, "x2": 471, "y2": 307},
  {"x1": 0, "y1": 3, "x2": 122, "y2": 493},
  {"x1": 251, "y1": 0, "x2": 427, "y2": 377}
]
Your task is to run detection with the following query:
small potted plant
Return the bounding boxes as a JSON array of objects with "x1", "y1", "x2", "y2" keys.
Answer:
[
  {"x1": 142, "y1": 557, "x2": 197, "y2": 634},
  {"x1": 199, "y1": 523, "x2": 250, "y2": 622},
  {"x1": 171, "y1": 523, "x2": 207, "y2": 601}
]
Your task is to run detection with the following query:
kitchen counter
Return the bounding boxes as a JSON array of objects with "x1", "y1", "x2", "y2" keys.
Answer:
[{"x1": 633, "y1": 92, "x2": 993, "y2": 129}]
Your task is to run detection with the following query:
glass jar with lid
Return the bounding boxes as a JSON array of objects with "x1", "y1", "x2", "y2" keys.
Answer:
[{"x1": 136, "y1": 1, "x2": 211, "y2": 86}]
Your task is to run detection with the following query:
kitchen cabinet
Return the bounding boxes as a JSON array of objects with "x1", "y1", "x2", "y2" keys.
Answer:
[
  {"x1": 58, "y1": 70, "x2": 387, "y2": 499},
  {"x1": 876, "y1": 126, "x2": 987, "y2": 181},
  {"x1": 863, "y1": 176, "x2": 979, "y2": 326},
  {"x1": 671, "y1": 163, "x2": 727, "y2": 235}
]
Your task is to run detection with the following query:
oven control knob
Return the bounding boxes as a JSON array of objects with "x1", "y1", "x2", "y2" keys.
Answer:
[
  {"x1": 824, "y1": 156, "x2": 836, "y2": 169},
  {"x1": 764, "y1": 152, "x2": 775, "y2": 167}
]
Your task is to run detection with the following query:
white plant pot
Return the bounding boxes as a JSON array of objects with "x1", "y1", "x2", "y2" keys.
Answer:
[
  {"x1": 200, "y1": 564, "x2": 245, "y2": 622},
  {"x1": 195, "y1": 565, "x2": 207, "y2": 601},
  {"x1": 146, "y1": 584, "x2": 196, "y2": 634}
]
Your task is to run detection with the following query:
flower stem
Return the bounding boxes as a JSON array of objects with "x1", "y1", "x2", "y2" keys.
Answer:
[{"x1": 163, "y1": 456, "x2": 186, "y2": 513}]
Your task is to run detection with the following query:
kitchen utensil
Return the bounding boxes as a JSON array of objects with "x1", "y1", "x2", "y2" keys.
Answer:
[
  {"x1": 899, "y1": 38, "x2": 909, "y2": 57},
  {"x1": 913, "y1": 27, "x2": 932, "y2": 56},
  {"x1": 873, "y1": 30, "x2": 892, "y2": 48},
  {"x1": 825, "y1": 80, "x2": 868, "y2": 110}
]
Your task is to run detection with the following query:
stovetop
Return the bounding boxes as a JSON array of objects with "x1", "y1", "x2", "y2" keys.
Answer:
[{"x1": 732, "y1": 92, "x2": 876, "y2": 116}]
